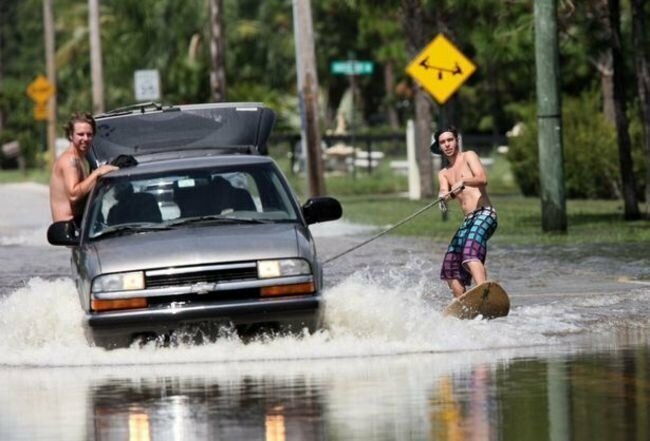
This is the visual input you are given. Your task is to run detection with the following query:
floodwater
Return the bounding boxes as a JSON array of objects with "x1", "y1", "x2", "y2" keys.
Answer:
[{"x1": 1, "y1": 183, "x2": 649, "y2": 440}]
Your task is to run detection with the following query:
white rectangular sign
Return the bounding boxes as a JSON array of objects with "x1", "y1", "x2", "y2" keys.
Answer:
[{"x1": 134, "y1": 69, "x2": 161, "y2": 101}]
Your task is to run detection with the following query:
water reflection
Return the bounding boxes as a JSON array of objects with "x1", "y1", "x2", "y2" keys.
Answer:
[
  {"x1": 3, "y1": 346, "x2": 647, "y2": 441},
  {"x1": 428, "y1": 346, "x2": 648, "y2": 441},
  {"x1": 429, "y1": 365, "x2": 496, "y2": 440},
  {"x1": 89, "y1": 373, "x2": 324, "y2": 441}
]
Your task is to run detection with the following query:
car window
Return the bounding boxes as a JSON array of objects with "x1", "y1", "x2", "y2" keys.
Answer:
[{"x1": 86, "y1": 163, "x2": 299, "y2": 239}]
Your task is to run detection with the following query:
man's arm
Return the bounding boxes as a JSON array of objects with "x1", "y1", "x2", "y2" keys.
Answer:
[{"x1": 63, "y1": 160, "x2": 117, "y2": 203}]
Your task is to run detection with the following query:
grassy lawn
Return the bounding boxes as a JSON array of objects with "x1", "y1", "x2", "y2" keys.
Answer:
[
  {"x1": 337, "y1": 193, "x2": 650, "y2": 246},
  {"x1": 0, "y1": 168, "x2": 50, "y2": 185},
  {"x1": 3, "y1": 153, "x2": 648, "y2": 247},
  {"x1": 278, "y1": 152, "x2": 649, "y2": 246}
]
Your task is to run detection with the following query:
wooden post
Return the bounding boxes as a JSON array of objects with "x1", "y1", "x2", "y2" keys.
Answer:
[
  {"x1": 414, "y1": 89, "x2": 433, "y2": 198},
  {"x1": 88, "y1": 0, "x2": 105, "y2": 114},
  {"x1": 43, "y1": 0, "x2": 57, "y2": 166},
  {"x1": 406, "y1": 119, "x2": 421, "y2": 200},
  {"x1": 534, "y1": 0, "x2": 567, "y2": 232},
  {"x1": 292, "y1": 0, "x2": 326, "y2": 197}
]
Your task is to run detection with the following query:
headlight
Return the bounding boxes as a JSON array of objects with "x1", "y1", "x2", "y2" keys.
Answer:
[
  {"x1": 257, "y1": 259, "x2": 311, "y2": 278},
  {"x1": 92, "y1": 271, "x2": 145, "y2": 292}
]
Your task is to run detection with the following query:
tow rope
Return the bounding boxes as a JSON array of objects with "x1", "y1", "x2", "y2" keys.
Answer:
[{"x1": 323, "y1": 194, "x2": 447, "y2": 265}]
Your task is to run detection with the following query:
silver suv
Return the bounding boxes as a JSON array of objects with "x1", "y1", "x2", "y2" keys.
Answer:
[{"x1": 47, "y1": 102, "x2": 341, "y2": 348}]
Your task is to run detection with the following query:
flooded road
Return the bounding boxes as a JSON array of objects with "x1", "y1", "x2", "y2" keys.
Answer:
[{"x1": 0, "y1": 183, "x2": 649, "y2": 440}]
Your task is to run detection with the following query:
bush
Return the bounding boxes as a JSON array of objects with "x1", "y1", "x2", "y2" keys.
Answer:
[
  {"x1": 508, "y1": 92, "x2": 624, "y2": 199},
  {"x1": 1, "y1": 78, "x2": 47, "y2": 169}
]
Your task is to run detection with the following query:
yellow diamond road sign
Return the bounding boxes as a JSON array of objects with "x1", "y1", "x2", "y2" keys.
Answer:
[
  {"x1": 406, "y1": 34, "x2": 476, "y2": 105},
  {"x1": 27, "y1": 74, "x2": 55, "y2": 104}
]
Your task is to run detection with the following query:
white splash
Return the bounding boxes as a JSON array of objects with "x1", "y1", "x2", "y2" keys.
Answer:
[
  {"x1": 309, "y1": 218, "x2": 378, "y2": 237},
  {"x1": 0, "y1": 278, "x2": 88, "y2": 350},
  {"x1": 0, "y1": 227, "x2": 49, "y2": 246},
  {"x1": 0, "y1": 267, "x2": 562, "y2": 368}
]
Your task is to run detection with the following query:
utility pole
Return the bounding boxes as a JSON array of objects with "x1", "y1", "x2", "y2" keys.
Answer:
[
  {"x1": 88, "y1": 0, "x2": 105, "y2": 114},
  {"x1": 401, "y1": 0, "x2": 433, "y2": 199},
  {"x1": 209, "y1": 0, "x2": 227, "y2": 102},
  {"x1": 292, "y1": 0, "x2": 326, "y2": 197},
  {"x1": 534, "y1": 0, "x2": 567, "y2": 232},
  {"x1": 43, "y1": 0, "x2": 57, "y2": 165}
]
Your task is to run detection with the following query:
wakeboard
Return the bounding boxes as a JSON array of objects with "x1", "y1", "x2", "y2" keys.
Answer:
[{"x1": 443, "y1": 280, "x2": 510, "y2": 320}]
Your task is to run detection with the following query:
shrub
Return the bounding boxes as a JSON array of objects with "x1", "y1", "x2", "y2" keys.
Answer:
[{"x1": 508, "y1": 92, "x2": 623, "y2": 199}]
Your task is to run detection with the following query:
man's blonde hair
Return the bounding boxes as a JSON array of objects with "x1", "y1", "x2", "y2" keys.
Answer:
[{"x1": 64, "y1": 112, "x2": 96, "y2": 141}]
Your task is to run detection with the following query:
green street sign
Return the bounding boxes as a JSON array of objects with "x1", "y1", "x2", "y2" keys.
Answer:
[{"x1": 331, "y1": 60, "x2": 374, "y2": 75}]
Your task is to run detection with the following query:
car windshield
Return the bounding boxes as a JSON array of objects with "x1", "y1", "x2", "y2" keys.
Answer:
[{"x1": 85, "y1": 162, "x2": 299, "y2": 239}]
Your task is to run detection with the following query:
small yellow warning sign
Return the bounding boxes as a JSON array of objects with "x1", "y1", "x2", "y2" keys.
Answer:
[
  {"x1": 405, "y1": 34, "x2": 476, "y2": 105},
  {"x1": 27, "y1": 74, "x2": 55, "y2": 105}
]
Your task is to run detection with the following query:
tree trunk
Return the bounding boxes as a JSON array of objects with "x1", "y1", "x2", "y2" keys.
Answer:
[
  {"x1": 593, "y1": 1, "x2": 616, "y2": 123},
  {"x1": 598, "y1": 54, "x2": 615, "y2": 123},
  {"x1": 0, "y1": 19, "x2": 4, "y2": 134},
  {"x1": 383, "y1": 62, "x2": 400, "y2": 130},
  {"x1": 608, "y1": 0, "x2": 640, "y2": 220},
  {"x1": 631, "y1": 0, "x2": 650, "y2": 215},
  {"x1": 401, "y1": 0, "x2": 433, "y2": 198},
  {"x1": 209, "y1": 0, "x2": 226, "y2": 102}
]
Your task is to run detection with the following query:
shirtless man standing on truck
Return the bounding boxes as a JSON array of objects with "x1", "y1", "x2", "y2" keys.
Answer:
[{"x1": 432, "y1": 127, "x2": 498, "y2": 298}]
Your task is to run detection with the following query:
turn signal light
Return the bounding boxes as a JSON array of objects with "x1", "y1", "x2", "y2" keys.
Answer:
[
  {"x1": 91, "y1": 298, "x2": 148, "y2": 312},
  {"x1": 261, "y1": 282, "x2": 315, "y2": 297}
]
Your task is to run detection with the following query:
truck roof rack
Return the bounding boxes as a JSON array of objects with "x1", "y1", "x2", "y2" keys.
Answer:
[{"x1": 97, "y1": 102, "x2": 174, "y2": 118}]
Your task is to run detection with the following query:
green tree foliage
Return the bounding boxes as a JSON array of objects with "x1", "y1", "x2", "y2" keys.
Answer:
[
  {"x1": 458, "y1": 1, "x2": 535, "y2": 133},
  {"x1": 223, "y1": 0, "x2": 298, "y2": 130},
  {"x1": 94, "y1": 0, "x2": 211, "y2": 108},
  {"x1": 0, "y1": 0, "x2": 48, "y2": 166},
  {"x1": 0, "y1": 0, "x2": 646, "y2": 204},
  {"x1": 507, "y1": 91, "x2": 637, "y2": 199},
  {"x1": 356, "y1": 2, "x2": 410, "y2": 128}
]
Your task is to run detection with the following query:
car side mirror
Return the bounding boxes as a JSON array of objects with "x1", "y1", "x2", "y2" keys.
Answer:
[
  {"x1": 47, "y1": 221, "x2": 80, "y2": 246},
  {"x1": 302, "y1": 197, "x2": 342, "y2": 225}
]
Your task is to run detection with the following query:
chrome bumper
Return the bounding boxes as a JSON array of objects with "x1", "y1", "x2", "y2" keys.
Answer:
[{"x1": 85, "y1": 294, "x2": 322, "y2": 348}]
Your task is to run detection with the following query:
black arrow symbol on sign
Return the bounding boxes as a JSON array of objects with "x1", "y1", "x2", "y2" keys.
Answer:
[{"x1": 419, "y1": 56, "x2": 462, "y2": 79}]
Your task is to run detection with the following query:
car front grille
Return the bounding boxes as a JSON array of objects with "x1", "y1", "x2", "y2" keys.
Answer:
[
  {"x1": 145, "y1": 263, "x2": 258, "y2": 289},
  {"x1": 146, "y1": 288, "x2": 261, "y2": 305}
]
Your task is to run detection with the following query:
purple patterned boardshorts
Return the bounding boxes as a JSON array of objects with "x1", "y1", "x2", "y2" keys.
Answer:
[{"x1": 440, "y1": 206, "x2": 498, "y2": 286}]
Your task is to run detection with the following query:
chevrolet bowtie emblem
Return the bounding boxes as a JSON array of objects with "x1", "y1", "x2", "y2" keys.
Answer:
[{"x1": 190, "y1": 282, "x2": 215, "y2": 294}]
